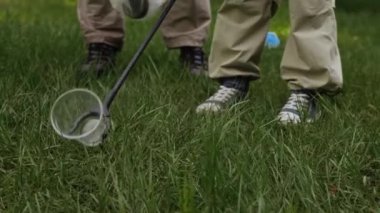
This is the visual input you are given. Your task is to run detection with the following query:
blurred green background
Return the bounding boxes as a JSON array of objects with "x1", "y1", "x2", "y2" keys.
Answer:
[{"x1": 337, "y1": 0, "x2": 380, "y2": 12}]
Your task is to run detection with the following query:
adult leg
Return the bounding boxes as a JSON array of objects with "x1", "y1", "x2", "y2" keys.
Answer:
[
  {"x1": 77, "y1": 0, "x2": 125, "y2": 76},
  {"x1": 160, "y1": 0, "x2": 211, "y2": 74},
  {"x1": 280, "y1": 0, "x2": 342, "y2": 92}
]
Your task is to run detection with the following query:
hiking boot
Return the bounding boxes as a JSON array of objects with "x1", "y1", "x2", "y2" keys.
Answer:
[
  {"x1": 180, "y1": 46, "x2": 208, "y2": 75},
  {"x1": 80, "y1": 43, "x2": 119, "y2": 77},
  {"x1": 277, "y1": 90, "x2": 320, "y2": 125}
]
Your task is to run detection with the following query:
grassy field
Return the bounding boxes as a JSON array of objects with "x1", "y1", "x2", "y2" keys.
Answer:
[{"x1": 0, "y1": 0, "x2": 379, "y2": 212}]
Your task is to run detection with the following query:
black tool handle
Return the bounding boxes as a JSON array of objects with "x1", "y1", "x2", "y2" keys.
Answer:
[{"x1": 103, "y1": 0, "x2": 177, "y2": 111}]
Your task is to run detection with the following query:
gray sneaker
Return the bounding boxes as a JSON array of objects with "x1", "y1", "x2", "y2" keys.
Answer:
[
  {"x1": 277, "y1": 90, "x2": 320, "y2": 125},
  {"x1": 179, "y1": 46, "x2": 208, "y2": 75},
  {"x1": 196, "y1": 85, "x2": 246, "y2": 113}
]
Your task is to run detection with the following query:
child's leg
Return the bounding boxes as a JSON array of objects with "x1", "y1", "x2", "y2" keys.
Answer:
[{"x1": 281, "y1": 0, "x2": 343, "y2": 92}]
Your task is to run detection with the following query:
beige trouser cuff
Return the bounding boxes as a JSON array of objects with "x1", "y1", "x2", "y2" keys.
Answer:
[
  {"x1": 160, "y1": 0, "x2": 211, "y2": 48},
  {"x1": 78, "y1": 0, "x2": 125, "y2": 48},
  {"x1": 162, "y1": 34, "x2": 207, "y2": 49}
]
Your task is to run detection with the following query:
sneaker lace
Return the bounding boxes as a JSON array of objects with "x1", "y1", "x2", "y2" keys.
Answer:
[
  {"x1": 191, "y1": 47, "x2": 205, "y2": 68},
  {"x1": 208, "y1": 86, "x2": 240, "y2": 103},
  {"x1": 282, "y1": 92, "x2": 311, "y2": 111}
]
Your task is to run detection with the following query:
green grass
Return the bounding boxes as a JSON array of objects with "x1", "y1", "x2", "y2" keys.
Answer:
[{"x1": 0, "y1": 0, "x2": 379, "y2": 212}]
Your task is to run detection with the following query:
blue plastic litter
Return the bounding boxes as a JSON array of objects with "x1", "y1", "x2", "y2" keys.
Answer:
[{"x1": 265, "y1": 32, "x2": 281, "y2": 49}]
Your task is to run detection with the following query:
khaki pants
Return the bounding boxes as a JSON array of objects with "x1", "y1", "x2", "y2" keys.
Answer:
[
  {"x1": 210, "y1": 0, "x2": 343, "y2": 92},
  {"x1": 77, "y1": 0, "x2": 211, "y2": 49}
]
